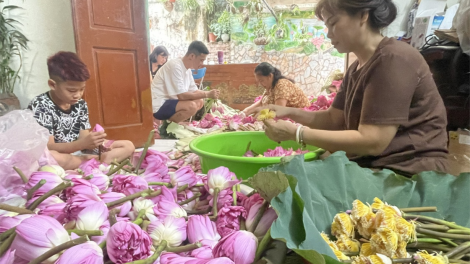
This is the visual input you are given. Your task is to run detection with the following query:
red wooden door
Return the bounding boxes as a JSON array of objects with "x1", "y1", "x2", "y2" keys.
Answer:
[{"x1": 71, "y1": 0, "x2": 153, "y2": 147}]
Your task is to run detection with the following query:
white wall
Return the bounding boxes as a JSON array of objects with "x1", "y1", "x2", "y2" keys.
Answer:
[{"x1": 1, "y1": 0, "x2": 76, "y2": 108}]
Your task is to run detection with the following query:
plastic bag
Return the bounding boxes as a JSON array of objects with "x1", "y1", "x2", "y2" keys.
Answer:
[
  {"x1": 453, "y1": 0, "x2": 470, "y2": 55},
  {"x1": 0, "y1": 110, "x2": 51, "y2": 196}
]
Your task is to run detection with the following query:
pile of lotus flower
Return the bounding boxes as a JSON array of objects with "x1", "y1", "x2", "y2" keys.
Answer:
[
  {"x1": 322, "y1": 198, "x2": 470, "y2": 264},
  {"x1": 0, "y1": 145, "x2": 278, "y2": 263}
]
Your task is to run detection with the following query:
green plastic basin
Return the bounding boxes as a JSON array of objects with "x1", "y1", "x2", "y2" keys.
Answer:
[{"x1": 189, "y1": 131, "x2": 322, "y2": 179}]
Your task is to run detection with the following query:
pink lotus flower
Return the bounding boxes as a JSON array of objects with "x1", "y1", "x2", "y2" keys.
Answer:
[
  {"x1": 209, "y1": 189, "x2": 234, "y2": 211},
  {"x1": 0, "y1": 215, "x2": 33, "y2": 233},
  {"x1": 79, "y1": 158, "x2": 101, "y2": 176},
  {"x1": 39, "y1": 165, "x2": 65, "y2": 178},
  {"x1": 138, "y1": 150, "x2": 169, "y2": 176},
  {"x1": 190, "y1": 245, "x2": 214, "y2": 259},
  {"x1": 25, "y1": 195, "x2": 63, "y2": 211},
  {"x1": 245, "y1": 203, "x2": 277, "y2": 237},
  {"x1": 66, "y1": 178, "x2": 101, "y2": 198},
  {"x1": 151, "y1": 185, "x2": 177, "y2": 204},
  {"x1": 55, "y1": 241, "x2": 103, "y2": 264},
  {"x1": 87, "y1": 169, "x2": 110, "y2": 191},
  {"x1": 0, "y1": 248, "x2": 16, "y2": 264},
  {"x1": 107, "y1": 221, "x2": 152, "y2": 263},
  {"x1": 39, "y1": 202, "x2": 67, "y2": 223},
  {"x1": 170, "y1": 166, "x2": 197, "y2": 188},
  {"x1": 0, "y1": 194, "x2": 26, "y2": 217},
  {"x1": 99, "y1": 192, "x2": 132, "y2": 217},
  {"x1": 206, "y1": 167, "x2": 240, "y2": 195},
  {"x1": 112, "y1": 174, "x2": 149, "y2": 196},
  {"x1": 207, "y1": 258, "x2": 235, "y2": 264},
  {"x1": 92, "y1": 124, "x2": 105, "y2": 132},
  {"x1": 153, "y1": 199, "x2": 187, "y2": 219},
  {"x1": 178, "y1": 190, "x2": 200, "y2": 211},
  {"x1": 11, "y1": 215, "x2": 70, "y2": 263},
  {"x1": 131, "y1": 197, "x2": 157, "y2": 222},
  {"x1": 159, "y1": 253, "x2": 206, "y2": 264},
  {"x1": 216, "y1": 206, "x2": 247, "y2": 237},
  {"x1": 25, "y1": 171, "x2": 63, "y2": 197},
  {"x1": 65, "y1": 193, "x2": 102, "y2": 221},
  {"x1": 213, "y1": 231, "x2": 258, "y2": 264},
  {"x1": 76, "y1": 201, "x2": 108, "y2": 231},
  {"x1": 187, "y1": 215, "x2": 221, "y2": 247},
  {"x1": 148, "y1": 216, "x2": 187, "y2": 247}
]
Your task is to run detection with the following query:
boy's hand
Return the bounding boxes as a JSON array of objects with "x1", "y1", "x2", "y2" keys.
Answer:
[
  {"x1": 207, "y1": 89, "x2": 220, "y2": 99},
  {"x1": 80, "y1": 131, "x2": 106, "y2": 149}
]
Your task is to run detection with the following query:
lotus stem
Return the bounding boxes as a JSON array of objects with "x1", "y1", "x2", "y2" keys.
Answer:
[
  {"x1": 417, "y1": 238, "x2": 445, "y2": 244},
  {"x1": 107, "y1": 158, "x2": 130, "y2": 176},
  {"x1": 407, "y1": 242, "x2": 451, "y2": 252},
  {"x1": 27, "y1": 182, "x2": 73, "y2": 211},
  {"x1": 0, "y1": 228, "x2": 15, "y2": 241},
  {"x1": 446, "y1": 241, "x2": 470, "y2": 259},
  {"x1": 106, "y1": 189, "x2": 153, "y2": 207},
  {"x1": 448, "y1": 229, "x2": 470, "y2": 235},
  {"x1": 177, "y1": 184, "x2": 189, "y2": 193},
  {"x1": 142, "y1": 220, "x2": 151, "y2": 232},
  {"x1": 66, "y1": 230, "x2": 103, "y2": 236},
  {"x1": 255, "y1": 227, "x2": 272, "y2": 261},
  {"x1": 28, "y1": 236, "x2": 89, "y2": 264},
  {"x1": 109, "y1": 208, "x2": 119, "y2": 227},
  {"x1": 194, "y1": 183, "x2": 204, "y2": 187},
  {"x1": 134, "y1": 130, "x2": 155, "y2": 173},
  {"x1": 126, "y1": 240, "x2": 167, "y2": 264},
  {"x1": 418, "y1": 224, "x2": 450, "y2": 232},
  {"x1": 452, "y1": 247, "x2": 470, "y2": 260},
  {"x1": 249, "y1": 201, "x2": 269, "y2": 233},
  {"x1": 404, "y1": 214, "x2": 470, "y2": 231},
  {"x1": 240, "y1": 217, "x2": 246, "y2": 231},
  {"x1": 13, "y1": 166, "x2": 28, "y2": 183},
  {"x1": 148, "y1": 182, "x2": 172, "y2": 187},
  {"x1": 133, "y1": 218, "x2": 143, "y2": 226},
  {"x1": 147, "y1": 189, "x2": 163, "y2": 198},
  {"x1": 416, "y1": 227, "x2": 470, "y2": 241},
  {"x1": 210, "y1": 188, "x2": 220, "y2": 221},
  {"x1": 400, "y1": 207, "x2": 437, "y2": 213},
  {"x1": 27, "y1": 179, "x2": 46, "y2": 200},
  {"x1": 0, "y1": 204, "x2": 34, "y2": 215},
  {"x1": 166, "y1": 242, "x2": 201, "y2": 253},
  {"x1": 0, "y1": 232, "x2": 16, "y2": 257},
  {"x1": 179, "y1": 193, "x2": 201, "y2": 206},
  {"x1": 84, "y1": 175, "x2": 93, "y2": 180}
]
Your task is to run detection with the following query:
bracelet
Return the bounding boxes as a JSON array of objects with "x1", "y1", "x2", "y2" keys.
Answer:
[
  {"x1": 296, "y1": 125, "x2": 303, "y2": 145},
  {"x1": 299, "y1": 126, "x2": 306, "y2": 148}
]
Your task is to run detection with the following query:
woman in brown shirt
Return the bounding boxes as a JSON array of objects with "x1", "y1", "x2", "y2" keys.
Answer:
[
  {"x1": 243, "y1": 62, "x2": 310, "y2": 116},
  {"x1": 256, "y1": 0, "x2": 450, "y2": 176}
]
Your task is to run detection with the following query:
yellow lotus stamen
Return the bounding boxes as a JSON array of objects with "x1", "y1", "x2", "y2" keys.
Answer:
[
  {"x1": 415, "y1": 250, "x2": 449, "y2": 264},
  {"x1": 331, "y1": 212, "x2": 355, "y2": 238},
  {"x1": 257, "y1": 109, "x2": 276, "y2": 121},
  {"x1": 321, "y1": 232, "x2": 350, "y2": 260},
  {"x1": 360, "y1": 243, "x2": 374, "y2": 256},
  {"x1": 336, "y1": 235, "x2": 360, "y2": 252},
  {"x1": 370, "y1": 227, "x2": 399, "y2": 258}
]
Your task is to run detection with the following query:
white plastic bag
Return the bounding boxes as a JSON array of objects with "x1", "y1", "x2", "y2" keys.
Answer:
[
  {"x1": 453, "y1": 0, "x2": 470, "y2": 55},
  {"x1": 0, "y1": 110, "x2": 51, "y2": 196}
]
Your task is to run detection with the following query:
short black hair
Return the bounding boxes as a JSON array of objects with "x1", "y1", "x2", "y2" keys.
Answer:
[
  {"x1": 186, "y1": 41, "x2": 209, "y2": 56},
  {"x1": 316, "y1": 0, "x2": 397, "y2": 30},
  {"x1": 149, "y1": 46, "x2": 169, "y2": 63}
]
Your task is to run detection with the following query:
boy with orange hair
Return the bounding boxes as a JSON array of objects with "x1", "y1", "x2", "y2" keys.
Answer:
[{"x1": 28, "y1": 51, "x2": 135, "y2": 169}]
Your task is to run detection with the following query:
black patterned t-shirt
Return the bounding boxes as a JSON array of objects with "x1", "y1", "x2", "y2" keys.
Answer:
[{"x1": 27, "y1": 92, "x2": 91, "y2": 143}]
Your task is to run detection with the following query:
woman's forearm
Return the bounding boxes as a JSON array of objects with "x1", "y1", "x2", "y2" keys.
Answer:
[
  {"x1": 287, "y1": 109, "x2": 342, "y2": 131},
  {"x1": 301, "y1": 128, "x2": 380, "y2": 156}
]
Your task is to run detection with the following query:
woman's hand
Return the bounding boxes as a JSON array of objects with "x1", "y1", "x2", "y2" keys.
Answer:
[
  {"x1": 263, "y1": 119, "x2": 297, "y2": 142},
  {"x1": 254, "y1": 104, "x2": 293, "y2": 119}
]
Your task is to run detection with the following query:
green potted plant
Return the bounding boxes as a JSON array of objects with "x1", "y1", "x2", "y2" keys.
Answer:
[
  {"x1": 253, "y1": 18, "x2": 269, "y2": 45},
  {"x1": 0, "y1": 1, "x2": 28, "y2": 116},
  {"x1": 217, "y1": 10, "x2": 231, "y2": 42}
]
